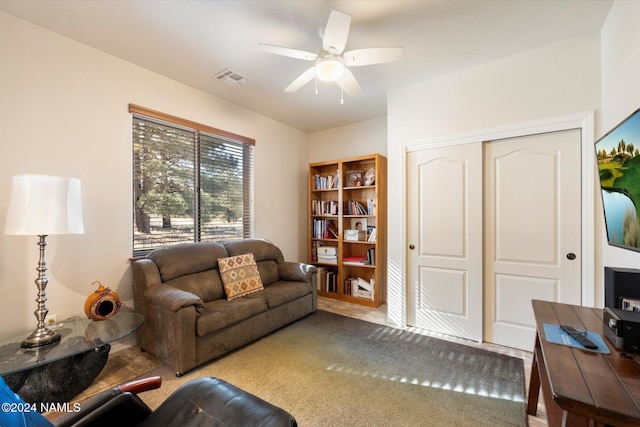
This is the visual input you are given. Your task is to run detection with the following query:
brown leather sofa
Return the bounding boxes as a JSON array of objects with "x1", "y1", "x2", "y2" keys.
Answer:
[{"x1": 132, "y1": 239, "x2": 317, "y2": 376}]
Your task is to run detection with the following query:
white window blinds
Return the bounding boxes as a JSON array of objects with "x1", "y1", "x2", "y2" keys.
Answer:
[{"x1": 131, "y1": 105, "x2": 254, "y2": 255}]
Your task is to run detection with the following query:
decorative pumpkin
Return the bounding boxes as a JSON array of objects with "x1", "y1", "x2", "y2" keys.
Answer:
[{"x1": 84, "y1": 281, "x2": 121, "y2": 320}]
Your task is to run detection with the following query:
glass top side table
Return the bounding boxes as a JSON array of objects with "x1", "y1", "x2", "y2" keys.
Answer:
[{"x1": 0, "y1": 309, "x2": 144, "y2": 376}]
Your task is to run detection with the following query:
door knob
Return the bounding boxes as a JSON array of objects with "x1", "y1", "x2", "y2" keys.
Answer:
[
  {"x1": 409, "y1": 244, "x2": 415, "y2": 250},
  {"x1": 566, "y1": 253, "x2": 576, "y2": 260}
]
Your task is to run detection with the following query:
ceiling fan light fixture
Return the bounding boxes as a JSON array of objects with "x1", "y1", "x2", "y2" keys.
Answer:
[
  {"x1": 261, "y1": 10, "x2": 401, "y2": 98},
  {"x1": 315, "y1": 56, "x2": 344, "y2": 82}
]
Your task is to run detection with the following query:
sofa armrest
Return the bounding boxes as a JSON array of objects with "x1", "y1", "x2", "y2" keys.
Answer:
[
  {"x1": 278, "y1": 262, "x2": 317, "y2": 283},
  {"x1": 145, "y1": 283, "x2": 205, "y2": 314},
  {"x1": 133, "y1": 259, "x2": 162, "y2": 287}
]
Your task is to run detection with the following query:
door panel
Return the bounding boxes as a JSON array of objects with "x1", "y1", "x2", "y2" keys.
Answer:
[
  {"x1": 495, "y1": 274, "x2": 557, "y2": 325},
  {"x1": 407, "y1": 143, "x2": 483, "y2": 342},
  {"x1": 419, "y1": 267, "x2": 466, "y2": 315},
  {"x1": 494, "y1": 149, "x2": 557, "y2": 264},
  {"x1": 484, "y1": 130, "x2": 582, "y2": 350},
  {"x1": 419, "y1": 157, "x2": 466, "y2": 258}
]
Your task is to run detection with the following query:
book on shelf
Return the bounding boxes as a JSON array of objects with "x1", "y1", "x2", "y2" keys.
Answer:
[
  {"x1": 343, "y1": 255, "x2": 368, "y2": 265},
  {"x1": 317, "y1": 268, "x2": 338, "y2": 292},
  {"x1": 343, "y1": 199, "x2": 375, "y2": 216},
  {"x1": 313, "y1": 170, "x2": 339, "y2": 190},
  {"x1": 357, "y1": 289, "x2": 374, "y2": 300},
  {"x1": 359, "y1": 277, "x2": 374, "y2": 300},
  {"x1": 313, "y1": 218, "x2": 338, "y2": 239},
  {"x1": 312, "y1": 199, "x2": 338, "y2": 215},
  {"x1": 366, "y1": 198, "x2": 375, "y2": 215},
  {"x1": 356, "y1": 277, "x2": 373, "y2": 292},
  {"x1": 344, "y1": 277, "x2": 356, "y2": 296},
  {"x1": 344, "y1": 277, "x2": 375, "y2": 300},
  {"x1": 367, "y1": 248, "x2": 375, "y2": 266},
  {"x1": 344, "y1": 200, "x2": 368, "y2": 216},
  {"x1": 317, "y1": 267, "x2": 337, "y2": 292},
  {"x1": 328, "y1": 271, "x2": 337, "y2": 292},
  {"x1": 367, "y1": 227, "x2": 376, "y2": 242}
]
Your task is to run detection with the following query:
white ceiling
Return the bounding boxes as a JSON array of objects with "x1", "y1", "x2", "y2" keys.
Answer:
[{"x1": 0, "y1": 0, "x2": 613, "y2": 133}]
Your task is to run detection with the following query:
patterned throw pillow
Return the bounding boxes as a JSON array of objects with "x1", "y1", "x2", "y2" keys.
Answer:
[{"x1": 218, "y1": 253, "x2": 264, "y2": 300}]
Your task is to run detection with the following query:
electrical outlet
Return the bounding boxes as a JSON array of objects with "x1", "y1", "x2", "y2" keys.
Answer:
[{"x1": 45, "y1": 314, "x2": 57, "y2": 325}]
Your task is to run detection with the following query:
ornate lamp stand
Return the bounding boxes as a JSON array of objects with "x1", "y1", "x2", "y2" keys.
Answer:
[{"x1": 21, "y1": 235, "x2": 61, "y2": 348}]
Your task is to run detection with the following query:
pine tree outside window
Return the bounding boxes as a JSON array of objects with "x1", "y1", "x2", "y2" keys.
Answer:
[{"x1": 130, "y1": 105, "x2": 254, "y2": 255}]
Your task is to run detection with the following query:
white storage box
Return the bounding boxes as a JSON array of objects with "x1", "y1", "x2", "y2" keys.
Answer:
[{"x1": 317, "y1": 246, "x2": 337, "y2": 256}]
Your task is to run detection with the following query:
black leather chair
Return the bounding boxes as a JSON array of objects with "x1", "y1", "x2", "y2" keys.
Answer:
[{"x1": 0, "y1": 376, "x2": 297, "y2": 427}]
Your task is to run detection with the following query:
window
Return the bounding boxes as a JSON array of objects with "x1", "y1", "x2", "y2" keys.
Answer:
[{"x1": 130, "y1": 104, "x2": 254, "y2": 255}]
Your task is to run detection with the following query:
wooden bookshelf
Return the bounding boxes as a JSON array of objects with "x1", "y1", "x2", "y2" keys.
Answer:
[{"x1": 308, "y1": 154, "x2": 387, "y2": 307}]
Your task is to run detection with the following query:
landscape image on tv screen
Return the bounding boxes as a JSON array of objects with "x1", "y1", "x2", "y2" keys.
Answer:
[{"x1": 596, "y1": 108, "x2": 640, "y2": 251}]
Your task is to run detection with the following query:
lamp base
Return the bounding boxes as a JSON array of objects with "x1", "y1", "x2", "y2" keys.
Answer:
[{"x1": 21, "y1": 327, "x2": 61, "y2": 348}]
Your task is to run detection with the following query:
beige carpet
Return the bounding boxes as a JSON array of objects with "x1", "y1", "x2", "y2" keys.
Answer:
[{"x1": 135, "y1": 311, "x2": 526, "y2": 426}]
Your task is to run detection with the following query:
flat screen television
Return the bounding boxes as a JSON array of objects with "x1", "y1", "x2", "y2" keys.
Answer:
[{"x1": 596, "y1": 108, "x2": 640, "y2": 252}]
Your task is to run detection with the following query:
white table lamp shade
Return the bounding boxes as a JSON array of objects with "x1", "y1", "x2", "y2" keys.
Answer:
[{"x1": 4, "y1": 175, "x2": 84, "y2": 235}]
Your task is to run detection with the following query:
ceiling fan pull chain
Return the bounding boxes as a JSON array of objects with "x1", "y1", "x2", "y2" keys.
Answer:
[
  {"x1": 340, "y1": 76, "x2": 344, "y2": 104},
  {"x1": 315, "y1": 76, "x2": 318, "y2": 95}
]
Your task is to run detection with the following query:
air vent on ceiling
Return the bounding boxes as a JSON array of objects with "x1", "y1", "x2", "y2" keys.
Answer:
[{"x1": 214, "y1": 68, "x2": 248, "y2": 86}]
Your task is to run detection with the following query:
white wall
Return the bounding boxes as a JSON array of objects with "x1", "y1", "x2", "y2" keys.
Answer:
[
  {"x1": 0, "y1": 13, "x2": 308, "y2": 337},
  {"x1": 308, "y1": 116, "x2": 387, "y2": 163},
  {"x1": 599, "y1": 1, "x2": 640, "y2": 293},
  {"x1": 387, "y1": 33, "x2": 603, "y2": 326}
]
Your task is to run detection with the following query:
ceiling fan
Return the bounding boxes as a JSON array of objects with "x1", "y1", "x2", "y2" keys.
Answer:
[{"x1": 258, "y1": 10, "x2": 403, "y2": 102}]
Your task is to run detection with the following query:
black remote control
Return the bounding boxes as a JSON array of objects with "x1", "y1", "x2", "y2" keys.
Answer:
[{"x1": 560, "y1": 325, "x2": 598, "y2": 349}]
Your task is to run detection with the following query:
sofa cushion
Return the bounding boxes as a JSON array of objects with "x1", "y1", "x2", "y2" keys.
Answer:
[
  {"x1": 224, "y1": 239, "x2": 284, "y2": 285},
  {"x1": 218, "y1": 253, "x2": 264, "y2": 300},
  {"x1": 163, "y1": 269, "x2": 225, "y2": 303},
  {"x1": 247, "y1": 281, "x2": 312, "y2": 309},
  {"x1": 148, "y1": 242, "x2": 228, "y2": 282},
  {"x1": 197, "y1": 297, "x2": 268, "y2": 336},
  {"x1": 256, "y1": 260, "x2": 279, "y2": 286},
  {"x1": 224, "y1": 239, "x2": 284, "y2": 264}
]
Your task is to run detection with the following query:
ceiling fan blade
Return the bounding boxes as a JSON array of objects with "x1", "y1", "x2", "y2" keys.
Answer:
[
  {"x1": 257, "y1": 44, "x2": 317, "y2": 61},
  {"x1": 343, "y1": 47, "x2": 404, "y2": 66},
  {"x1": 323, "y1": 10, "x2": 351, "y2": 55},
  {"x1": 285, "y1": 66, "x2": 316, "y2": 92},
  {"x1": 336, "y1": 67, "x2": 361, "y2": 97}
]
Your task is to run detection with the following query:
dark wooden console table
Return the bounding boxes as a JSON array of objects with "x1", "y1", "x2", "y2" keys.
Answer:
[{"x1": 528, "y1": 299, "x2": 640, "y2": 426}]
